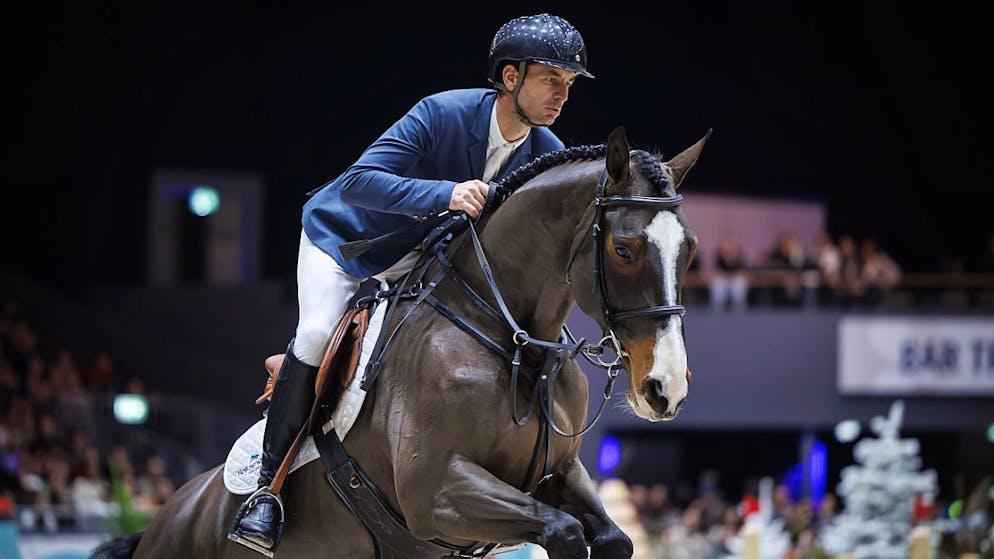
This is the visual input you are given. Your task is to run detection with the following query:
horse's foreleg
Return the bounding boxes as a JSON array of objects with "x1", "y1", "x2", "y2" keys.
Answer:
[
  {"x1": 550, "y1": 457, "x2": 633, "y2": 559},
  {"x1": 399, "y1": 455, "x2": 589, "y2": 559}
]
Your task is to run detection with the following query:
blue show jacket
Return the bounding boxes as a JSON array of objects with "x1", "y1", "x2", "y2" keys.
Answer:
[{"x1": 302, "y1": 88, "x2": 565, "y2": 277}]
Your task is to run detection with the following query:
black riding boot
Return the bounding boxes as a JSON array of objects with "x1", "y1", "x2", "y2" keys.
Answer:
[{"x1": 232, "y1": 342, "x2": 318, "y2": 552}]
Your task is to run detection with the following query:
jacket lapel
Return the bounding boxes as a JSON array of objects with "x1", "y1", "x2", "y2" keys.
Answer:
[{"x1": 466, "y1": 93, "x2": 494, "y2": 180}]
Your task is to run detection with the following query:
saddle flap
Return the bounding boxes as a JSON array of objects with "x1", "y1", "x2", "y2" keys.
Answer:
[{"x1": 261, "y1": 305, "x2": 372, "y2": 495}]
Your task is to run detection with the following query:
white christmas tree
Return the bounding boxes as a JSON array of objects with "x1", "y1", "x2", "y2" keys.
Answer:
[
  {"x1": 724, "y1": 476, "x2": 790, "y2": 559},
  {"x1": 820, "y1": 400, "x2": 939, "y2": 559}
]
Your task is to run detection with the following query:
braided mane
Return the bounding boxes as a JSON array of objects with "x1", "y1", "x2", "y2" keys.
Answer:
[{"x1": 492, "y1": 144, "x2": 670, "y2": 206}]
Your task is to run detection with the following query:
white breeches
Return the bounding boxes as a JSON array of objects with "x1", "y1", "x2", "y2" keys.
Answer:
[{"x1": 292, "y1": 229, "x2": 420, "y2": 366}]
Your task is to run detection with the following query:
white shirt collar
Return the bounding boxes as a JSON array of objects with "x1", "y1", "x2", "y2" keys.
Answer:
[{"x1": 488, "y1": 100, "x2": 529, "y2": 152}]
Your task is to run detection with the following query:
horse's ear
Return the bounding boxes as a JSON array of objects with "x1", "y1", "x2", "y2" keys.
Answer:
[
  {"x1": 664, "y1": 129, "x2": 712, "y2": 190},
  {"x1": 606, "y1": 126, "x2": 631, "y2": 189}
]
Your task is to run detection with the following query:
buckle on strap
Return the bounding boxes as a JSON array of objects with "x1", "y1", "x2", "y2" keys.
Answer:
[
  {"x1": 586, "y1": 330, "x2": 624, "y2": 368},
  {"x1": 354, "y1": 282, "x2": 423, "y2": 309},
  {"x1": 245, "y1": 487, "x2": 285, "y2": 523}
]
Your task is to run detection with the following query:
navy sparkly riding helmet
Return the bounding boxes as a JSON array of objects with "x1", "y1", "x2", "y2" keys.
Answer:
[{"x1": 487, "y1": 13, "x2": 595, "y2": 86}]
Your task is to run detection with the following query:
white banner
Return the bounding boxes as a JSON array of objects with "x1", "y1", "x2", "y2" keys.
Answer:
[{"x1": 838, "y1": 316, "x2": 994, "y2": 395}]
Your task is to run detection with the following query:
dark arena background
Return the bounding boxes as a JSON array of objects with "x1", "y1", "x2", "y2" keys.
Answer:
[{"x1": 2, "y1": 2, "x2": 992, "y2": 558}]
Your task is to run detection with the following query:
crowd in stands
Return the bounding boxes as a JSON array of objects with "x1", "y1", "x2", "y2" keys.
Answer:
[
  {"x1": 593, "y1": 470, "x2": 992, "y2": 559},
  {"x1": 0, "y1": 300, "x2": 175, "y2": 533},
  {"x1": 698, "y1": 229, "x2": 987, "y2": 311},
  {"x1": 617, "y1": 470, "x2": 840, "y2": 558}
]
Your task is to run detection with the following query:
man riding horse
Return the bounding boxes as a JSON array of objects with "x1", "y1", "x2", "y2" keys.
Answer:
[{"x1": 231, "y1": 13, "x2": 595, "y2": 553}]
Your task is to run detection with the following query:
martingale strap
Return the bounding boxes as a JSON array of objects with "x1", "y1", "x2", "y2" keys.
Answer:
[
  {"x1": 360, "y1": 214, "x2": 472, "y2": 391},
  {"x1": 463, "y1": 222, "x2": 620, "y2": 438}
]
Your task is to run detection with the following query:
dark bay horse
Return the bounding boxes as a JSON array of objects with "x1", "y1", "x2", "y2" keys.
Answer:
[{"x1": 95, "y1": 127, "x2": 707, "y2": 559}]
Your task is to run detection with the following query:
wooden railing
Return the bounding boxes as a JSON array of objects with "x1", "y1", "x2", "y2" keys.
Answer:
[
  {"x1": 681, "y1": 271, "x2": 994, "y2": 309},
  {"x1": 684, "y1": 271, "x2": 994, "y2": 290}
]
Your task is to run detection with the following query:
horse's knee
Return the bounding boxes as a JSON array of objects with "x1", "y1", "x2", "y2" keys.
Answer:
[{"x1": 539, "y1": 515, "x2": 587, "y2": 559}]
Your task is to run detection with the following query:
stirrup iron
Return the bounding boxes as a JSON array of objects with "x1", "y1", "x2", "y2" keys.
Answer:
[{"x1": 227, "y1": 487, "x2": 285, "y2": 557}]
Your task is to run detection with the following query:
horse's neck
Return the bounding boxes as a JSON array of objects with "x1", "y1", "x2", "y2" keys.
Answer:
[{"x1": 453, "y1": 161, "x2": 600, "y2": 342}]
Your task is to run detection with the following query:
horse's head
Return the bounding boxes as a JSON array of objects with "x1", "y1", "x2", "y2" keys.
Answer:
[{"x1": 570, "y1": 127, "x2": 708, "y2": 422}]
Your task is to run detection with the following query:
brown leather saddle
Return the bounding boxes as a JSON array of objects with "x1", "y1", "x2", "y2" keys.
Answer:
[{"x1": 255, "y1": 305, "x2": 371, "y2": 494}]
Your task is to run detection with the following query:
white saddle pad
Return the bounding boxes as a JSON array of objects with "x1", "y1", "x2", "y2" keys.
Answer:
[{"x1": 223, "y1": 298, "x2": 388, "y2": 495}]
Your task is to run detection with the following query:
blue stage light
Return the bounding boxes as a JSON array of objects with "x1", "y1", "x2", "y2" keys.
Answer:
[
  {"x1": 808, "y1": 439, "x2": 827, "y2": 507},
  {"x1": 598, "y1": 435, "x2": 621, "y2": 475}
]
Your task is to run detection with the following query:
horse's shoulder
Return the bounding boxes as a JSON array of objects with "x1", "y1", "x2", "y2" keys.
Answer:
[{"x1": 170, "y1": 463, "x2": 225, "y2": 502}]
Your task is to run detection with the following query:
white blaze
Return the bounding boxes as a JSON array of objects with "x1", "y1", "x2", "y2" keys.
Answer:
[{"x1": 644, "y1": 211, "x2": 689, "y2": 413}]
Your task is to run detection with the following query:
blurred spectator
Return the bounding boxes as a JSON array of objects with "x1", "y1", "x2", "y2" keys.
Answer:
[
  {"x1": 135, "y1": 455, "x2": 174, "y2": 513},
  {"x1": 785, "y1": 496, "x2": 813, "y2": 539},
  {"x1": 814, "y1": 231, "x2": 842, "y2": 305},
  {"x1": 0, "y1": 426, "x2": 20, "y2": 491},
  {"x1": 764, "y1": 231, "x2": 817, "y2": 306},
  {"x1": 695, "y1": 468, "x2": 727, "y2": 527},
  {"x1": 671, "y1": 481, "x2": 695, "y2": 511},
  {"x1": 837, "y1": 234, "x2": 864, "y2": 306},
  {"x1": 643, "y1": 483, "x2": 678, "y2": 536},
  {"x1": 772, "y1": 482, "x2": 793, "y2": 521},
  {"x1": 51, "y1": 349, "x2": 92, "y2": 432},
  {"x1": 86, "y1": 352, "x2": 117, "y2": 393},
  {"x1": 108, "y1": 445, "x2": 137, "y2": 495},
  {"x1": 28, "y1": 414, "x2": 65, "y2": 457},
  {"x1": 629, "y1": 483, "x2": 649, "y2": 519},
  {"x1": 0, "y1": 358, "x2": 16, "y2": 417},
  {"x1": 5, "y1": 315, "x2": 39, "y2": 389},
  {"x1": 70, "y1": 446, "x2": 110, "y2": 517},
  {"x1": 17, "y1": 452, "x2": 46, "y2": 508},
  {"x1": 0, "y1": 490, "x2": 13, "y2": 519},
  {"x1": 811, "y1": 493, "x2": 838, "y2": 530},
  {"x1": 708, "y1": 505, "x2": 742, "y2": 556},
  {"x1": 44, "y1": 455, "x2": 74, "y2": 528},
  {"x1": 859, "y1": 237, "x2": 902, "y2": 306},
  {"x1": 794, "y1": 528, "x2": 817, "y2": 558},
  {"x1": 26, "y1": 356, "x2": 53, "y2": 418},
  {"x1": 738, "y1": 477, "x2": 761, "y2": 520},
  {"x1": 661, "y1": 504, "x2": 711, "y2": 559},
  {"x1": 709, "y1": 232, "x2": 749, "y2": 311}
]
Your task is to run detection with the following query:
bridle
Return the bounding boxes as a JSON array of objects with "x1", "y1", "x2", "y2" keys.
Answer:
[{"x1": 565, "y1": 168, "x2": 687, "y2": 366}]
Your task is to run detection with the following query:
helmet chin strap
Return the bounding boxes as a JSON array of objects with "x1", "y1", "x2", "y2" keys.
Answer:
[{"x1": 495, "y1": 61, "x2": 548, "y2": 128}]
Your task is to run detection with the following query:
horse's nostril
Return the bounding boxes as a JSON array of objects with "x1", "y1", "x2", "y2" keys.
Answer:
[
  {"x1": 641, "y1": 378, "x2": 669, "y2": 413},
  {"x1": 652, "y1": 380, "x2": 666, "y2": 399}
]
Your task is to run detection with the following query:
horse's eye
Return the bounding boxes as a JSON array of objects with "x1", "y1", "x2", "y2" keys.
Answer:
[{"x1": 615, "y1": 246, "x2": 633, "y2": 260}]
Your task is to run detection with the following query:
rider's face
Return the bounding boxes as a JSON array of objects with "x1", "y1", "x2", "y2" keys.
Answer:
[{"x1": 510, "y1": 63, "x2": 577, "y2": 125}]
